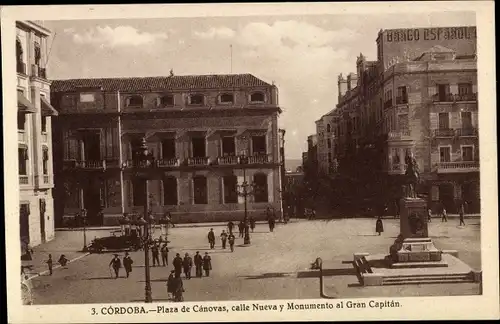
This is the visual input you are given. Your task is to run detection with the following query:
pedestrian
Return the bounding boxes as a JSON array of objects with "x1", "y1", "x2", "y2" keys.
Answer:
[
  {"x1": 220, "y1": 230, "x2": 228, "y2": 249},
  {"x1": 207, "y1": 228, "x2": 216, "y2": 249},
  {"x1": 441, "y1": 207, "x2": 448, "y2": 222},
  {"x1": 194, "y1": 251, "x2": 203, "y2": 278},
  {"x1": 459, "y1": 203, "x2": 466, "y2": 226},
  {"x1": 183, "y1": 253, "x2": 193, "y2": 279},
  {"x1": 394, "y1": 200, "x2": 400, "y2": 219},
  {"x1": 173, "y1": 253, "x2": 183, "y2": 276},
  {"x1": 46, "y1": 254, "x2": 53, "y2": 275},
  {"x1": 151, "y1": 242, "x2": 160, "y2": 267},
  {"x1": 172, "y1": 272, "x2": 184, "y2": 302},
  {"x1": 109, "y1": 254, "x2": 121, "y2": 279},
  {"x1": 238, "y1": 221, "x2": 244, "y2": 238},
  {"x1": 375, "y1": 216, "x2": 384, "y2": 236},
  {"x1": 427, "y1": 208, "x2": 432, "y2": 223},
  {"x1": 161, "y1": 243, "x2": 169, "y2": 267},
  {"x1": 166, "y1": 270, "x2": 175, "y2": 299},
  {"x1": 203, "y1": 252, "x2": 212, "y2": 277},
  {"x1": 228, "y1": 233, "x2": 235, "y2": 252},
  {"x1": 249, "y1": 216, "x2": 256, "y2": 232},
  {"x1": 227, "y1": 221, "x2": 234, "y2": 235},
  {"x1": 123, "y1": 252, "x2": 133, "y2": 278},
  {"x1": 310, "y1": 207, "x2": 316, "y2": 220},
  {"x1": 58, "y1": 255, "x2": 69, "y2": 268}
]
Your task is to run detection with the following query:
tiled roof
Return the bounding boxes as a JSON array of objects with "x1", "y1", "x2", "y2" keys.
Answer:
[{"x1": 50, "y1": 74, "x2": 272, "y2": 93}]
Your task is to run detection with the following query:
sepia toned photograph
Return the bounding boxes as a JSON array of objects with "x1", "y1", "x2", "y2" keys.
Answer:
[{"x1": 2, "y1": 2, "x2": 498, "y2": 323}]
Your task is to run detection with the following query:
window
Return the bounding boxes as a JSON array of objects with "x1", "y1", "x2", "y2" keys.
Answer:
[
  {"x1": 220, "y1": 93, "x2": 234, "y2": 104},
  {"x1": 458, "y1": 83, "x2": 472, "y2": 95},
  {"x1": 42, "y1": 146, "x2": 49, "y2": 175},
  {"x1": 18, "y1": 113, "x2": 26, "y2": 131},
  {"x1": 193, "y1": 176, "x2": 208, "y2": 204},
  {"x1": 222, "y1": 137, "x2": 236, "y2": 156},
  {"x1": 327, "y1": 139, "x2": 331, "y2": 149},
  {"x1": 326, "y1": 124, "x2": 331, "y2": 132},
  {"x1": 396, "y1": 86, "x2": 408, "y2": 104},
  {"x1": 18, "y1": 147, "x2": 28, "y2": 175},
  {"x1": 438, "y1": 113, "x2": 450, "y2": 129},
  {"x1": 127, "y1": 95, "x2": 143, "y2": 107},
  {"x1": 132, "y1": 179, "x2": 146, "y2": 206},
  {"x1": 79, "y1": 93, "x2": 95, "y2": 103},
  {"x1": 398, "y1": 114, "x2": 409, "y2": 131},
  {"x1": 253, "y1": 173, "x2": 268, "y2": 203},
  {"x1": 252, "y1": 135, "x2": 267, "y2": 155},
  {"x1": 161, "y1": 95, "x2": 174, "y2": 106},
  {"x1": 223, "y1": 176, "x2": 238, "y2": 203},
  {"x1": 16, "y1": 38, "x2": 23, "y2": 65},
  {"x1": 189, "y1": 94, "x2": 204, "y2": 105},
  {"x1": 250, "y1": 92, "x2": 265, "y2": 102},
  {"x1": 328, "y1": 152, "x2": 332, "y2": 162},
  {"x1": 41, "y1": 116, "x2": 47, "y2": 133},
  {"x1": 461, "y1": 146, "x2": 474, "y2": 161},
  {"x1": 161, "y1": 139, "x2": 176, "y2": 159},
  {"x1": 162, "y1": 177, "x2": 178, "y2": 205},
  {"x1": 439, "y1": 147, "x2": 451, "y2": 162},
  {"x1": 461, "y1": 112, "x2": 473, "y2": 129},
  {"x1": 191, "y1": 137, "x2": 206, "y2": 158},
  {"x1": 437, "y1": 84, "x2": 450, "y2": 101},
  {"x1": 34, "y1": 41, "x2": 41, "y2": 66}
]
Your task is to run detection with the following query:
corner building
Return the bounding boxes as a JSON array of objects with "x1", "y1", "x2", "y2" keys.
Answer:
[
  {"x1": 333, "y1": 26, "x2": 479, "y2": 214},
  {"x1": 17, "y1": 21, "x2": 58, "y2": 246},
  {"x1": 51, "y1": 74, "x2": 283, "y2": 225}
]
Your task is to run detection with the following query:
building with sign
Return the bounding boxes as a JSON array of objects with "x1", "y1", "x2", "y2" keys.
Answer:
[
  {"x1": 50, "y1": 74, "x2": 283, "y2": 225},
  {"x1": 331, "y1": 25, "x2": 479, "y2": 214},
  {"x1": 17, "y1": 21, "x2": 58, "y2": 247}
]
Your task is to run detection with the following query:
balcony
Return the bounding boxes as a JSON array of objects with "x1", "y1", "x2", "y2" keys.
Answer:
[
  {"x1": 387, "y1": 130, "x2": 412, "y2": 141},
  {"x1": 432, "y1": 93, "x2": 477, "y2": 103},
  {"x1": 247, "y1": 154, "x2": 270, "y2": 164},
  {"x1": 433, "y1": 128, "x2": 455, "y2": 137},
  {"x1": 217, "y1": 156, "x2": 240, "y2": 165},
  {"x1": 436, "y1": 161, "x2": 479, "y2": 173},
  {"x1": 124, "y1": 160, "x2": 155, "y2": 168},
  {"x1": 31, "y1": 64, "x2": 47, "y2": 79},
  {"x1": 157, "y1": 158, "x2": 180, "y2": 167},
  {"x1": 17, "y1": 62, "x2": 26, "y2": 74},
  {"x1": 456, "y1": 128, "x2": 478, "y2": 137},
  {"x1": 187, "y1": 157, "x2": 210, "y2": 166},
  {"x1": 18, "y1": 131, "x2": 26, "y2": 142},
  {"x1": 43, "y1": 175, "x2": 50, "y2": 184},
  {"x1": 395, "y1": 96, "x2": 408, "y2": 105},
  {"x1": 63, "y1": 160, "x2": 107, "y2": 170},
  {"x1": 19, "y1": 175, "x2": 29, "y2": 185}
]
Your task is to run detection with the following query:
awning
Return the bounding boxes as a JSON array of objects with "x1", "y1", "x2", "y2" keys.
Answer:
[
  {"x1": 41, "y1": 97, "x2": 59, "y2": 116},
  {"x1": 17, "y1": 93, "x2": 36, "y2": 114}
]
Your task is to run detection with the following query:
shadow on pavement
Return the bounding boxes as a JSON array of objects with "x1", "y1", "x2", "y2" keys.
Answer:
[
  {"x1": 238, "y1": 272, "x2": 292, "y2": 280},
  {"x1": 86, "y1": 276, "x2": 118, "y2": 280},
  {"x1": 296, "y1": 268, "x2": 356, "y2": 278}
]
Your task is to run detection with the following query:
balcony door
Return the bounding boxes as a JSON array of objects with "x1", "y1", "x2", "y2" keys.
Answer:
[
  {"x1": 437, "y1": 84, "x2": 450, "y2": 101},
  {"x1": 191, "y1": 137, "x2": 206, "y2": 158},
  {"x1": 161, "y1": 138, "x2": 176, "y2": 159},
  {"x1": 439, "y1": 146, "x2": 451, "y2": 162},
  {"x1": 222, "y1": 137, "x2": 236, "y2": 156},
  {"x1": 461, "y1": 146, "x2": 474, "y2": 161},
  {"x1": 251, "y1": 135, "x2": 267, "y2": 155},
  {"x1": 438, "y1": 113, "x2": 450, "y2": 129},
  {"x1": 461, "y1": 112, "x2": 473, "y2": 129},
  {"x1": 82, "y1": 132, "x2": 101, "y2": 161}
]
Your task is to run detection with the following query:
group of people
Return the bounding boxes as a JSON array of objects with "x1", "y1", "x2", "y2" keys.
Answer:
[
  {"x1": 166, "y1": 251, "x2": 212, "y2": 301},
  {"x1": 207, "y1": 228, "x2": 236, "y2": 252}
]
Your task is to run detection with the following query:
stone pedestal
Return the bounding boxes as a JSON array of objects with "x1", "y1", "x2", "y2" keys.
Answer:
[{"x1": 392, "y1": 197, "x2": 443, "y2": 265}]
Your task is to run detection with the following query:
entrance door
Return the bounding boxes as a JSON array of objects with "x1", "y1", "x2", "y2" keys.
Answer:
[
  {"x1": 39, "y1": 199, "x2": 46, "y2": 243},
  {"x1": 84, "y1": 178, "x2": 103, "y2": 226},
  {"x1": 439, "y1": 183, "x2": 455, "y2": 213}
]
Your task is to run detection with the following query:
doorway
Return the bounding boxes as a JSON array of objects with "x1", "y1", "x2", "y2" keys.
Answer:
[
  {"x1": 439, "y1": 183, "x2": 455, "y2": 213},
  {"x1": 82, "y1": 132, "x2": 101, "y2": 161},
  {"x1": 83, "y1": 178, "x2": 104, "y2": 226},
  {"x1": 39, "y1": 199, "x2": 46, "y2": 243}
]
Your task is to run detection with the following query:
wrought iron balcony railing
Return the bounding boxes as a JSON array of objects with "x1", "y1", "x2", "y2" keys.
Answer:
[
  {"x1": 157, "y1": 158, "x2": 180, "y2": 167},
  {"x1": 456, "y1": 128, "x2": 478, "y2": 137},
  {"x1": 432, "y1": 92, "x2": 477, "y2": 102},
  {"x1": 433, "y1": 128, "x2": 455, "y2": 137},
  {"x1": 217, "y1": 155, "x2": 240, "y2": 165},
  {"x1": 247, "y1": 154, "x2": 270, "y2": 164},
  {"x1": 19, "y1": 175, "x2": 29, "y2": 185},
  {"x1": 187, "y1": 157, "x2": 210, "y2": 166}
]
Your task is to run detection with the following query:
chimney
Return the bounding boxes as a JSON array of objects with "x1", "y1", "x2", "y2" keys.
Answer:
[
  {"x1": 338, "y1": 73, "x2": 348, "y2": 100},
  {"x1": 347, "y1": 73, "x2": 358, "y2": 91}
]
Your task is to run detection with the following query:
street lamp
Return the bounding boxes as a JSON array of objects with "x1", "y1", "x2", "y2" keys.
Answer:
[
  {"x1": 237, "y1": 155, "x2": 258, "y2": 245},
  {"x1": 133, "y1": 137, "x2": 155, "y2": 303},
  {"x1": 81, "y1": 209, "x2": 88, "y2": 252}
]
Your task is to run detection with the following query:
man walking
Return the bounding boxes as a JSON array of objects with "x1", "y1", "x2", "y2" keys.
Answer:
[
  {"x1": 220, "y1": 230, "x2": 228, "y2": 249},
  {"x1": 203, "y1": 252, "x2": 212, "y2": 277},
  {"x1": 227, "y1": 221, "x2": 234, "y2": 235},
  {"x1": 249, "y1": 216, "x2": 256, "y2": 233},
  {"x1": 183, "y1": 253, "x2": 193, "y2": 279},
  {"x1": 459, "y1": 203, "x2": 466, "y2": 226},
  {"x1": 123, "y1": 252, "x2": 133, "y2": 278},
  {"x1": 194, "y1": 251, "x2": 203, "y2": 278},
  {"x1": 173, "y1": 253, "x2": 183, "y2": 277},
  {"x1": 441, "y1": 206, "x2": 448, "y2": 222},
  {"x1": 161, "y1": 243, "x2": 169, "y2": 267},
  {"x1": 427, "y1": 208, "x2": 432, "y2": 223},
  {"x1": 151, "y1": 242, "x2": 160, "y2": 267},
  {"x1": 45, "y1": 254, "x2": 53, "y2": 276},
  {"x1": 109, "y1": 254, "x2": 121, "y2": 279},
  {"x1": 228, "y1": 233, "x2": 236, "y2": 252},
  {"x1": 207, "y1": 228, "x2": 216, "y2": 249},
  {"x1": 238, "y1": 221, "x2": 244, "y2": 238}
]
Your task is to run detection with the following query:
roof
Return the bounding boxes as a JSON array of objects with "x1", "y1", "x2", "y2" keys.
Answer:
[{"x1": 50, "y1": 74, "x2": 272, "y2": 93}]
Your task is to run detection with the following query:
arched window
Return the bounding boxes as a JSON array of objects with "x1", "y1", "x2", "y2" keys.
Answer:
[
  {"x1": 127, "y1": 95, "x2": 143, "y2": 107},
  {"x1": 160, "y1": 94, "x2": 174, "y2": 106},
  {"x1": 220, "y1": 93, "x2": 234, "y2": 104},
  {"x1": 326, "y1": 124, "x2": 331, "y2": 132},
  {"x1": 189, "y1": 94, "x2": 204, "y2": 105},
  {"x1": 250, "y1": 92, "x2": 265, "y2": 103},
  {"x1": 253, "y1": 173, "x2": 268, "y2": 203}
]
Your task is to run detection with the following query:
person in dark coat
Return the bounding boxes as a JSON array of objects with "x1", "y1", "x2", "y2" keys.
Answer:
[
  {"x1": 194, "y1": 251, "x2": 203, "y2": 278},
  {"x1": 227, "y1": 221, "x2": 234, "y2": 235},
  {"x1": 172, "y1": 272, "x2": 184, "y2": 302},
  {"x1": 228, "y1": 233, "x2": 236, "y2": 252},
  {"x1": 151, "y1": 242, "x2": 160, "y2": 267},
  {"x1": 161, "y1": 243, "x2": 169, "y2": 267},
  {"x1": 183, "y1": 253, "x2": 193, "y2": 279},
  {"x1": 375, "y1": 216, "x2": 384, "y2": 236},
  {"x1": 172, "y1": 253, "x2": 183, "y2": 276},
  {"x1": 109, "y1": 254, "x2": 121, "y2": 278},
  {"x1": 220, "y1": 230, "x2": 228, "y2": 249},
  {"x1": 459, "y1": 203, "x2": 466, "y2": 226},
  {"x1": 166, "y1": 270, "x2": 175, "y2": 299},
  {"x1": 46, "y1": 254, "x2": 53, "y2": 275},
  {"x1": 207, "y1": 228, "x2": 216, "y2": 249},
  {"x1": 238, "y1": 221, "x2": 244, "y2": 238},
  {"x1": 58, "y1": 255, "x2": 69, "y2": 268},
  {"x1": 249, "y1": 216, "x2": 256, "y2": 232},
  {"x1": 123, "y1": 252, "x2": 133, "y2": 278},
  {"x1": 203, "y1": 252, "x2": 212, "y2": 277},
  {"x1": 441, "y1": 207, "x2": 448, "y2": 222}
]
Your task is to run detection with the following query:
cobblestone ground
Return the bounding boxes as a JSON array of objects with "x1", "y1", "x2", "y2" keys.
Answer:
[{"x1": 30, "y1": 218, "x2": 481, "y2": 304}]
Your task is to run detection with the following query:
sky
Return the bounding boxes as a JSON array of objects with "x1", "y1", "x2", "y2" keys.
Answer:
[{"x1": 42, "y1": 11, "x2": 475, "y2": 159}]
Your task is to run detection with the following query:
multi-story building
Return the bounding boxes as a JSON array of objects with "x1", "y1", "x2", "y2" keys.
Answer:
[
  {"x1": 51, "y1": 74, "x2": 283, "y2": 225},
  {"x1": 315, "y1": 110, "x2": 338, "y2": 176},
  {"x1": 332, "y1": 26, "x2": 479, "y2": 213},
  {"x1": 16, "y1": 21, "x2": 58, "y2": 247}
]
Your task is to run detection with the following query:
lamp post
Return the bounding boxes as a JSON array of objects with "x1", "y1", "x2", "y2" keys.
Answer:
[
  {"x1": 81, "y1": 209, "x2": 88, "y2": 252},
  {"x1": 134, "y1": 138, "x2": 154, "y2": 303},
  {"x1": 237, "y1": 155, "x2": 257, "y2": 245}
]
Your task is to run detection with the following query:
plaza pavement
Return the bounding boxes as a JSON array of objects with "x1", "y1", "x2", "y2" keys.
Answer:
[{"x1": 29, "y1": 217, "x2": 481, "y2": 304}]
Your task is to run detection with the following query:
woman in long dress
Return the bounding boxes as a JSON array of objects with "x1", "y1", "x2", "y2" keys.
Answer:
[{"x1": 375, "y1": 216, "x2": 384, "y2": 236}]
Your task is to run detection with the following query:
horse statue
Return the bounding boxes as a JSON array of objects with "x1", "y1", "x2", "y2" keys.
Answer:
[{"x1": 404, "y1": 153, "x2": 420, "y2": 198}]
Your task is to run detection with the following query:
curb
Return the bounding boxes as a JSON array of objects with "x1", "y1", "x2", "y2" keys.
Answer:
[{"x1": 25, "y1": 252, "x2": 90, "y2": 281}]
